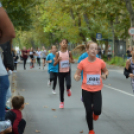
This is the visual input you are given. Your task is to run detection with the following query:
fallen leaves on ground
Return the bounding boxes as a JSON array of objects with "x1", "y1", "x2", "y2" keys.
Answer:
[
  {"x1": 54, "y1": 116, "x2": 57, "y2": 118},
  {"x1": 52, "y1": 109, "x2": 56, "y2": 111},
  {"x1": 21, "y1": 89, "x2": 25, "y2": 91},
  {"x1": 25, "y1": 103, "x2": 29, "y2": 105},
  {"x1": 35, "y1": 130, "x2": 40, "y2": 133},
  {"x1": 80, "y1": 130, "x2": 83, "y2": 133}
]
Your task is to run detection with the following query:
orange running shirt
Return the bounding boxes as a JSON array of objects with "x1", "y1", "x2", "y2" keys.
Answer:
[{"x1": 77, "y1": 57, "x2": 106, "y2": 92}]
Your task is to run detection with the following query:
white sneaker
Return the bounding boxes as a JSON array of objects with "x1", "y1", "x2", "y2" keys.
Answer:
[
  {"x1": 47, "y1": 81, "x2": 51, "y2": 87},
  {"x1": 52, "y1": 90, "x2": 56, "y2": 95},
  {"x1": 0, "y1": 120, "x2": 12, "y2": 132}
]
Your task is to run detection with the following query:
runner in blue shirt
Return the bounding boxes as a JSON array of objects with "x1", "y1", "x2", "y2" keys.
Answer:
[{"x1": 46, "y1": 45, "x2": 58, "y2": 94}]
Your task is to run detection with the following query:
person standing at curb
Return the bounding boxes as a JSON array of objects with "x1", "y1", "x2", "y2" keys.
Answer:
[
  {"x1": 74, "y1": 42, "x2": 108, "y2": 134},
  {"x1": 46, "y1": 45, "x2": 58, "y2": 94},
  {"x1": 54, "y1": 39, "x2": 74, "y2": 109},
  {"x1": 0, "y1": 2, "x2": 15, "y2": 134},
  {"x1": 126, "y1": 45, "x2": 132, "y2": 59}
]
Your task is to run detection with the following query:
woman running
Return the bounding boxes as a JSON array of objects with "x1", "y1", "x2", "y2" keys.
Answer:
[
  {"x1": 54, "y1": 39, "x2": 74, "y2": 108},
  {"x1": 29, "y1": 47, "x2": 34, "y2": 69},
  {"x1": 124, "y1": 47, "x2": 134, "y2": 93},
  {"x1": 46, "y1": 45, "x2": 58, "y2": 94},
  {"x1": 36, "y1": 48, "x2": 42, "y2": 69},
  {"x1": 74, "y1": 41, "x2": 108, "y2": 134},
  {"x1": 42, "y1": 46, "x2": 47, "y2": 70}
]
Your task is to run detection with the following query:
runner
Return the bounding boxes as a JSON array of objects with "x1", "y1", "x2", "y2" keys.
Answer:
[
  {"x1": 124, "y1": 47, "x2": 134, "y2": 93},
  {"x1": 54, "y1": 39, "x2": 74, "y2": 108},
  {"x1": 36, "y1": 48, "x2": 42, "y2": 69},
  {"x1": 42, "y1": 46, "x2": 47, "y2": 70},
  {"x1": 46, "y1": 45, "x2": 58, "y2": 94},
  {"x1": 21, "y1": 47, "x2": 29, "y2": 70},
  {"x1": 74, "y1": 41, "x2": 108, "y2": 134},
  {"x1": 78, "y1": 42, "x2": 101, "y2": 101},
  {"x1": 29, "y1": 47, "x2": 34, "y2": 69}
]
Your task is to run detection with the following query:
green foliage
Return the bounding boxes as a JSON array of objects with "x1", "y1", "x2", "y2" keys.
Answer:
[
  {"x1": 1, "y1": 0, "x2": 37, "y2": 30},
  {"x1": 107, "y1": 56, "x2": 126, "y2": 66}
]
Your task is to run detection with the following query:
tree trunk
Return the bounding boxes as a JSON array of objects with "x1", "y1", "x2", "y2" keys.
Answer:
[
  {"x1": 124, "y1": 0, "x2": 134, "y2": 45},
  {"x1": 83, "y1": 14, "x2": 97, "y2": 42}
]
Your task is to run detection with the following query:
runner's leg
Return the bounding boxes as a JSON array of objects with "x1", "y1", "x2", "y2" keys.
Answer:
[
  {"x1": 82, "y1": 89, "x2": 93, "y2": 131},
  {"x1": 58, "y1": 73, "x2": 65, "y2": 102}
]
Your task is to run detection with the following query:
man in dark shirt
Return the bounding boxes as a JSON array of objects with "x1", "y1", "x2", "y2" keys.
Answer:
[{"x1": 21, "y1": 47, "x2": 29, "y2": 70}]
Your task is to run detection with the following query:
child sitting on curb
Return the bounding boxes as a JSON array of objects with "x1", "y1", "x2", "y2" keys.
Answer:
[{"x1": 5, "y1": 96, "x2": 26, "y2": 134}]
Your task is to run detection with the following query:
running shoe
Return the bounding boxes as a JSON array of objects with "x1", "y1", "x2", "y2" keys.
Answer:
[
  {"x1": 52, "y1": 90, "x2": 56, "y2": 95},
  {"x1": 59, "y1": 102, "x2": 64, "y2": 109},
  {"x1": 89, "y1": 130, "x2": 95, "y2": 134},
  {"x1": 93, "y1": 113, "x2": 99, "y2": 121},
  {"x1": 67, "y1": 89, "x2": 71, "y2": 97},
  {"x1": 0, "y1": 120, "x2": 12, "y2": 132},
  {"x1": 47, "y1": 81, "x2": 51, "y2": 87}
]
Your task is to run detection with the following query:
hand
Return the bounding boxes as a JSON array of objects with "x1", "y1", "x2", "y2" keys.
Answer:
[
  {"x1": 101, "y1": 74, "x2": 107, "y2": 80},
  {"x1": 129, "y1": 73, "x2": 134, "y2": 78},
  {"x1": 74, "y1": 74, "x2": 81, "y2": 81},
  {"x1": 6, "y1": 68, "x2": 9, "y2": 72},
  {"x1": 58, "y1": 57, "x2": 62, "y2": 61},
  {"x1": 0, "y1": 127, "x2": 12, "y2": 134},
  {"x1": 49, "y1": 60, "x2": 52, "y2": 63}
]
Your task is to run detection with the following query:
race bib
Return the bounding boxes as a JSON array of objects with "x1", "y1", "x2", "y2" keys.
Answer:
[
  {"x1": 60, "y1": 60, "x2": 69, "y2": 68},
  {"x1": 87, "y1": 74, "x2": 100, "y2": 85}
]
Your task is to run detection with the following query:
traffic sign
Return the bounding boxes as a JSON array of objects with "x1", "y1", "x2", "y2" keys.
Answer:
[
  {"x1": 96, "y1": 33, "x2": 102, "y2": 40},
  {"x1": 128, "y1": 27, "x2": 134, "y2": 35}
]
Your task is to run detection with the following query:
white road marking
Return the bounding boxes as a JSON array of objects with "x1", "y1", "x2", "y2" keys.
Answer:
[{"x1": 104, "y1": 84, "x2": 134, "y2": 97}]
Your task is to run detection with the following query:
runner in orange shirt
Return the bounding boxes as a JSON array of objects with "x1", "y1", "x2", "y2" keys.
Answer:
[{"x1": 74, "y1": 41, "x2": 108, "y2": 134}]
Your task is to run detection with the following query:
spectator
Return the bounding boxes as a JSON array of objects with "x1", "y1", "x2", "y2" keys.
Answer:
[
  {"x1": 5, "y1": 96, "x2": 26, "y2": 134},
  {"x1": 107, "y1": 45, "x2": 112, "y2": 61},
  {"x1": 98, "y1": 46, "x2": 102, "y2": 59},
  {"x1": 0, "y1": 3, "x2": 15, "y2": 44},
  {"x1": 13, "y1": 50, "x2": 19, "y2": 72},
  {"x1": 0, "y1": 2, "x2": 15, "y2": 134},
  {"x1": 126, "y1": 45, "x2": 132, "y2": 59}
]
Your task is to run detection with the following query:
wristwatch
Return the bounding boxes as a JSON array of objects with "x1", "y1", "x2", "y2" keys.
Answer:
[{"x1": 106, "y1": 75, "x2": 108, "y2": 79}]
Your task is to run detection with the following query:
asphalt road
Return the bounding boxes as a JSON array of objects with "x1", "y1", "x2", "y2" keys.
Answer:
[{"x1": 16, "y1": 62, "x2": 134, "y2": 134}]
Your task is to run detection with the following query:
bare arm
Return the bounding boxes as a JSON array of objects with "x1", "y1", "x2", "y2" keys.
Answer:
[
  {"x1": 74, "y1": 68, "x2": 81, "y2": 81},
  {"x1": 126, "y1": 59, "x2": 130, "y2": 70},
  {"x1": 0, "y1": 7, "x2": 15, "y2": 44},
  {"x1": 125, "y1": 59, "x2": 134, "y2": 78},
  {"x1": 101, "y1": 67, "x2": 109, "y2": 80},
  {"x1": 54, "y1": 52, "x2": 60, "y2": 66},
  {"x1": 69, "y1": 51, "x2": 74, "y2": 63}
]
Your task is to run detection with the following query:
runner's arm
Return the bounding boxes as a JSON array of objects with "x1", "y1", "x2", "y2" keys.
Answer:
[
  {"x1": 69, "y1": 51, "x2": 74, "y2": 63},
  {"x1": 0, "y1": 7, "x2": 15, "y2": 44},
  {"x1": 101, "y1": 67, "x2": 109, "y2": 80},
  {"x1": 54, "y1": 52, "x2": 59, "y2": 66},
  {"x1": 125, "y1": 59, "x2": 133, "y2": 78},
  {"x1": 74, "y1": 69, "x2": 81, "y2": 81}
]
